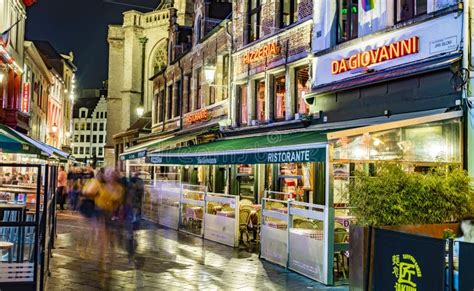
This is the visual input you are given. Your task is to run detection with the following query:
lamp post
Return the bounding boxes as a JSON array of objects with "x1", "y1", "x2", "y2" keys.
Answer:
[
  {"x1": 137, "y1": 37, "x2": 148, "y2": 118},
  {"x1": 204, "y1": 66, "x2": 216, "y2": 84}
]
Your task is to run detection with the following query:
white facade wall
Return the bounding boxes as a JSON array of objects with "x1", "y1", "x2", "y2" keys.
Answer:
[{"x1": 72, "y1": 96, "x2": 108, "y2": 165}]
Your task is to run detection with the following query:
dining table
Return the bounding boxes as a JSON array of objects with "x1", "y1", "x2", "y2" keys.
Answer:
[{"x1": 216, "y1": 210, "x2": 235, "y2": 218}]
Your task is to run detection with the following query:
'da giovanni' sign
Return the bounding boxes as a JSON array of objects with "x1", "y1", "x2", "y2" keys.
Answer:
[
  {"x1": 313, "y1": 13, "x2": 462, "y2": 87},
  {"x1": 331, "y1": 37, "x2": 419, "y2": 74}
]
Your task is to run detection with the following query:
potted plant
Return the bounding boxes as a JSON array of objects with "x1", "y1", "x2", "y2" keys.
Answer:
[{"x1": 346, "y1": 162, "x2": 474, "y2": 290}]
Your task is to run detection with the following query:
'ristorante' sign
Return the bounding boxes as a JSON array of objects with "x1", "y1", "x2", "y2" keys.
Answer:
[
  {"x1": 243, "y1": 42, "x2": 281, "y2": 64},
  {"x1": 331, "y1": 36, "x2": 419, "y2": 75}
]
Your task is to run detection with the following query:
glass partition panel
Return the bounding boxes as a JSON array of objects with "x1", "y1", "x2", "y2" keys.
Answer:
[
  {"x1": 260, "y1": 198, "x2": 289, "y2": 267},
  {"x1": 288, "y1": 200, "x2": 328, "y2": 284},
  {"x1": 179, "y1": 184, "x2": 206, "y2": 236},
  {"x1": 204, "y1": 193, "x2": 239, "y2": 247},
  {"x1": 154, "y1": 180, "x2": 181, "y2": 229}
]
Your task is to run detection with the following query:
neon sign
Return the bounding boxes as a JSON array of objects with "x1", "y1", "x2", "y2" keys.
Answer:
[
  {"x1": 243, "y1": 42, "x2": 281, "y2": 65},
  {"x1": 331, "y1": 36, "x2": 419, "y2": 75},
  {"x1": 185, "y1": 109, "x2": 208, "y2": 125},
  {"x1": 21, "y1": 83, "x2": 30, "y2": 113}
]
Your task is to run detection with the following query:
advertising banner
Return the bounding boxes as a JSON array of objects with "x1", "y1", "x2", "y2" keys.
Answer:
[{"x1": 372, "y1": 229, "x2": 445, "y2": 291}]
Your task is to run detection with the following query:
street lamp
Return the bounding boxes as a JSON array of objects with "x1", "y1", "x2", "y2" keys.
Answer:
[
  {"x1": 204, "y1": 66, "x2": 216, "y2": 84},
  {"x1": 51, "y1": 124, "x2": 58, "y2": 133},
  {"x1": 136, "y1": 105, "x2": 144, "y2": 117}
]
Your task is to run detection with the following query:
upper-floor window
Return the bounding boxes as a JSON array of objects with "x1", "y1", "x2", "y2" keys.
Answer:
[
  {"x1": 337, "y1": 0, "x2": 358, "y2": 43},
  {"x1": 396, "y1": 0, "x2": 427, "y2": 23},
  {"x1": 222, "y1": 55, "x2": 229, "y2": 100},
  {"x1": 183, "y1": 74, "x2": 192, "y2": 114},
  {"x1": 238, "y1": 84, "x2": 248, "y2": 126},
  {"x1": 256, "y1": 79, "x2": 266, "y2": 122},
  {"x1": 86, "y1": 122, "x2": 91, "y2": 130},
  {"x1": 167, "y1": 85, "x2": 173, "y2": 120},
  {"x1": 174, "y1": 80, "x2": 182, "y2": 118},
  {"x1": 158, "y1": 90, "x2": 165, "y2": 123},
  {"x1": 295, "y1": 66, "x2": 310, "y2": 115},
  {"x1": 93, "y1": 123, "x2": 97, "y2": 131},
  {"x1": 247, "y1": 0, "x2": 262, "y2": 43},
  {"x1": 80, "y1": 109, "x2": 87, "y2": 118},
  {"x1": 196, "y1": 69, "x2": 202, "y2": 110},
  {"x1": 274, "y1": 74, "x2": 286, "y2": 120},
  {"x1": 99, "y1": 123, "x2": 104, "y2": 131},
  {"x1": 280, "y1": 0, "x2": 298, "y2": 27}
]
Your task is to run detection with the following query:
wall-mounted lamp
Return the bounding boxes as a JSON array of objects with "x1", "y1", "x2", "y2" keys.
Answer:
[
  {"x1": 52, "y1": 124, "x2": 58, "y2": 133},
  {"x1": 136, "y1": 105, "x2": 144, "y2": 117},
  {"x1": 204, "y1": 66, "x2": 216, "y2": 84}
]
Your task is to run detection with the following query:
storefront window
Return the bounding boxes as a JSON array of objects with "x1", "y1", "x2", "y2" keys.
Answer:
[
  {"x1": 278, "y1": 163, "x2": 313, "y2": 202},
  {"x1": 256, "y1": 80, "x2": 266, "y2": 122},
  {"x1": 274, "y1": 75, "x2": 286, "y2": 120},
  {"x1": 337, "y1": 0, "x2": 358, "y2": 43},
  {"x1": 295, "y1": 66, "x2": 310, "y2": 115},
  {"x1": 237, "y1": 164, "x2": 255, "y2": 202},
  {"x1": 396, "y1": 0, "x2": 427, "y2": 23},
  {"x1": 332, "y1": 119, "x2": 462, "y2": 163},
  {"x1": 239, "y1": 84, "x2": 248, "y2": 125}
]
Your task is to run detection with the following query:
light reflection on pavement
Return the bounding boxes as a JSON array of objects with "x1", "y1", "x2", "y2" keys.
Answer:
[{"x1": 46, "y1": 212, "x2": 349, "y2": 290}]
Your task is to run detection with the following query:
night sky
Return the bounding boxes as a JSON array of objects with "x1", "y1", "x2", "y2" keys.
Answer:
[{"x1": 25, "y1": 0, "x2": 161, "y2": 89}]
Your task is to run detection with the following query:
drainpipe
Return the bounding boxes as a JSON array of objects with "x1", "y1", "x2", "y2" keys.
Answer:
[
  {"x1": 139, "y1": 37, "x2": 148, "y2": 113},
  {"x1": 225, "y1": 18, "x2": 234, "y2": 128},
  {"x1": 462, "y1": 0, "x2": 473, "y2": 175},
  {"x1": 178, "y1": 58, "x2": 184, "y2": 130}
]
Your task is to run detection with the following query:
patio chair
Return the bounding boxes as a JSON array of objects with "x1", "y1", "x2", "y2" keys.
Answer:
[
  {"x1": 292, "y1": 218, "x2": 305, "y2": 228},
  {"x1": 222, "y1": 203, "x2": 233, "y2": 211},
  {"x1": 269, "y1": 201, "x2": 284, "y2": 209},
  {"x1": 314, "y1": 220, "x2": 324, "y2": 230},
  {"x1": 334, "y1": 227, "x2": 349, "y2": 279},
  {"x1": 239, "y1": 208, "x2": 251, "y2": 242},
  {"x1": 240, "y1": 205, "x2": 254, "y2": 212},
  {"x1": 298, "y1": 221, "x2": 315, "y2": 230}
]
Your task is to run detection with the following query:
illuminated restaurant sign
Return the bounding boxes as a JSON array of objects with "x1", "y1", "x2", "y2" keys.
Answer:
[
  {"x1": 21, "y1": 83, "x2": 30, "y2": 113},
  {"x1": 185, "y1": 109, "x2": 208, "y2": 125},
  {"x1": 331, "y1": 36, "x2": 419, "y2": 75},
  {"x1": 243, "y1": 42, "x2": 281, "y2": 64}
]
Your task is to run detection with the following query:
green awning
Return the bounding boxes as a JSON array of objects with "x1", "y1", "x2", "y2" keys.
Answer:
[
  {"x1": 146, "y1": 131, "x2": 328, "y2": 165},
  {"x1": 0, "y1": 124, "x2": 71, "y2": 160},
  {"x1": 0, "y1": 131, "x2": 29, "y2": 153},
  {"x1": 121, "y1": 128, "x2": 218, "y2": 161}
]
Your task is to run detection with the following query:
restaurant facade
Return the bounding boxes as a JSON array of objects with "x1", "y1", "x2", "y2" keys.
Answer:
[{"x1": 118, "y1": 0, "x2": 473, "y2": 287}]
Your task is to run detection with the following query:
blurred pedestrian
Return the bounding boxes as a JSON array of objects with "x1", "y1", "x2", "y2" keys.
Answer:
[
  {"x1": 57, "y1": 165, "x2": 67, "y2": 210},
  {"x1": 130, "y1": 172, "x2": 144, "y2": 223},
  {"x1": 67, "y1": 166, "x2": 82, "y2": 211}
]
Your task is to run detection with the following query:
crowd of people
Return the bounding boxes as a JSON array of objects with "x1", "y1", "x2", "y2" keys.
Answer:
[{"x1": 56, "y1": 165, "x2": 144, "y2": 225}]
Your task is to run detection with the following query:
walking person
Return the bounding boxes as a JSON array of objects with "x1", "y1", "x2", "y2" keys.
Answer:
[{"x1": 57, "y1": 165, "x2": 68, "y2": 210}]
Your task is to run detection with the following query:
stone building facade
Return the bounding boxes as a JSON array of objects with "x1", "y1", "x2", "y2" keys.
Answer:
[
  {"x1": 23, "y1": 40, "x2": 51, "y2": 143},
  {"x1": 229, "y1": 0, "x2": 314, "y2": 133},
  {"x1": 106, "y1": 0, "x2": 194, "y2": 166}
]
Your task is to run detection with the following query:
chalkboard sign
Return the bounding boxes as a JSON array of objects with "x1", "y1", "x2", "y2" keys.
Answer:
[
  {"x1": 372, "y1": 229, "x2": 445, "y2": 291},
  {"x1": 459, "y1": 241, "x2": 474, "y2": 291}
]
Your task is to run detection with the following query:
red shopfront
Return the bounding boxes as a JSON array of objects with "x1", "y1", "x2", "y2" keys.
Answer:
[{"x1": 0, "y1": 49, "x2": 29, "y2": 134}]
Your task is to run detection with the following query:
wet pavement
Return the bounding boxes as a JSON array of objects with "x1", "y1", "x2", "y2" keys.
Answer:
[{"x1": 46, "y1": 212, "x2": 349, "y2": 290}]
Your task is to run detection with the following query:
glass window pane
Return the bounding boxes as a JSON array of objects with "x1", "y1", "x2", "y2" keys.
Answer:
[
  {"x1": 256, "y1": 80, "x2": 266, "y2": 122},
  {"x1": 274, "y1": 75, "x2": 286, "y2": 120}
]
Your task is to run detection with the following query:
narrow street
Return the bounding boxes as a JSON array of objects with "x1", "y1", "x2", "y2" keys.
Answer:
[{"x1": 46, "y1": 213, "x2": 349, "y2": 291}]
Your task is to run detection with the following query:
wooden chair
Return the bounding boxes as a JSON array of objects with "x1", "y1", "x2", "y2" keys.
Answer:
[
  {"x1": 269, "y1": 201, "x2": 284, "y2": 209},
  {"x1": 292, "y1": 218, "x2": 305, "y2": 228},
  {"x1": 222, "y1": 203, "x2": 233, "y2": 211},
  {"x1": 240, "y1": 205, "x2": 254, "y2": 212},
  {"x1": 298, "y1": 221, "x2": 315, "y2": 230},
  {"x1": 334, "y1": 227, "x2": 349, "y2": 279},
  {"x1": 240, "y1": 199, "x2": 253, "y2": 206},
  {"x1": 239, "y1": 208, "x2": 251, "y2": 242},
  {"x1": 314, "y1": 220, "x2": 324, "y2": 230}
]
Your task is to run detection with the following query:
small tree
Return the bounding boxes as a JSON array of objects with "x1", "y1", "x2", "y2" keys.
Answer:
[{"x1": 347, "y1": 163, "x2": 474, "y2": 227}]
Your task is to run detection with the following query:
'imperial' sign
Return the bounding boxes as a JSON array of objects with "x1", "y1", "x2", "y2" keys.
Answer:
[
  {"x1": 243, "y1": 42, "x2": 281, "y2": 64},
  {"x1": 185, "y1": 109, "x2": 208, "y2": 125},
  {"x1": 331, "y1": 36, "x2": 419, "y2": 75}
]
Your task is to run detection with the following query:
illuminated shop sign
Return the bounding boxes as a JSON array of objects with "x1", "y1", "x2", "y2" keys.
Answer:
[
  {"x1": 243, "y1": 42, "x2": 281, "y2": 64},
  {"x1": 21, "y1": 83, "x2": 30, "y2": 113},
  {"x1": 185, "y1": 109, "x2": 209, "y2": 125},
  {"x1": 331, "y1": 36, "x2": 419, "y2": 75}
]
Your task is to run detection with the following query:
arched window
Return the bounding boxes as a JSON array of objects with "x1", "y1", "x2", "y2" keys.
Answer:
[{"x1": 152, "y1": 42, "x2": 168, "y2": 74}]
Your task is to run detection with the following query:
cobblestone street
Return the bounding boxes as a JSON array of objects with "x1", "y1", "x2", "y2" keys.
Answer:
[{"x1": 46, "y1": 213, "x2": 349, "y2": 290}]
